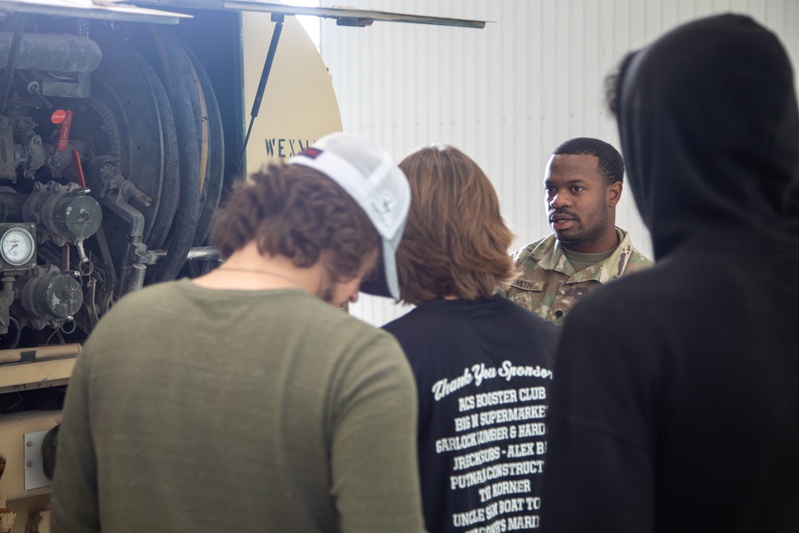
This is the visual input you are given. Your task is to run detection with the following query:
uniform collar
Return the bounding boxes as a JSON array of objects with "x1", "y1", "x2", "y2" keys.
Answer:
[{"x1": 529, "y1": 228, "x2": 635, "y2": 283}]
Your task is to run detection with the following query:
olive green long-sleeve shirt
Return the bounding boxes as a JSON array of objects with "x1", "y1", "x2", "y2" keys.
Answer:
[{"x1": 52, "y1": 279, "x2": 426, "y2": 533}]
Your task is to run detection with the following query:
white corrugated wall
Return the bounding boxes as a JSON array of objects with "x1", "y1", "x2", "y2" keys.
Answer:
[{"x1": 318, "y1": 0, "x2": 799, "y2": 326}]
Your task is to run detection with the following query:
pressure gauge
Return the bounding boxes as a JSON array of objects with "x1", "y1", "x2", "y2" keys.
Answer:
[{"x1": 1, "y1": 226, "x2": 35, "y2": 267}]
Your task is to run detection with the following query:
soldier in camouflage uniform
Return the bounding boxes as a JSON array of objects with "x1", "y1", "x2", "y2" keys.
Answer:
[{"x1": 506, "y1": 137, "x2": 651, "y2": 326}]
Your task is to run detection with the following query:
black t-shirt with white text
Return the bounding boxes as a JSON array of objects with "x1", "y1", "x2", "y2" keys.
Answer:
[{"x1": 384, "y1": 296, "x2": 558, "y2": 533}]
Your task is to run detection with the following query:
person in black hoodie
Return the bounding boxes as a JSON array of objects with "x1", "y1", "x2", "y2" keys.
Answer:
[{"x1": 540, "y1": 14, "x2": 799, "y2": 533}]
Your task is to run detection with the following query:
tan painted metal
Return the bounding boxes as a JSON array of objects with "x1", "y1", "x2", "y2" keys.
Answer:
[
  {"x1": 0, "y1": 357, "x2": 76, "y2": 396},
  {"x1": 0, "y1": 412, "x2": 61, "y2": 533},
  {"x1": 0, "y1": 344, "x2": 81, "y2": 366},
  {"x1": 242, "y1": 14, "x2": 342, "y2": 174},
  {"x1": 0, "y1": 11, "x2": 344, "y2": 531}
]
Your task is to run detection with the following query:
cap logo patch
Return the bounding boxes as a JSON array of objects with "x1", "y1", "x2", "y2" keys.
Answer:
[
  {"x1": 298, "y1": 147, "x2": 323, "y2": 159},
  {"x1": 371, "y1": 191, "x2": 396, "y2": 228}
]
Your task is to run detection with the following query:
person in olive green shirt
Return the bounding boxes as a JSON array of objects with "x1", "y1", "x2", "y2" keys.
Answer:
[
  {"x1": 506, "y1": 137, "x2": 651, "y2": 326},
  {"x1": 51, "y1": 133, "x2": 427, "y2": 533}
]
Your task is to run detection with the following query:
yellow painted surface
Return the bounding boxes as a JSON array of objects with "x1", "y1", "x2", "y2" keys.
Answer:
[
  {"x1": 242, "y1": 14, "x2": 342, "y2": 174},
  {"x1": 0, "y1": 411, "x2": 61, "y2": 504},
  {"x1": 0, "y1": 359, "x2": 75, "y2": 395},
  {"x1": 0, "y1": 13, "x2": 344, "y2": 533},
  {"x1": 0, "y1": 361, "x2": 75, "y2": 531},
  {"x1": 3, "y1": 494, "x2": 49, "y2": 533}
]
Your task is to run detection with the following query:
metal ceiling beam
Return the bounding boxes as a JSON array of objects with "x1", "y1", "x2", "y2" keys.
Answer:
[
  {"x1": 133, "y1": 1, "x2": 488, "y2": 29},
  {"x1": 0, "y1": 0, "x2": 188, "y2": 24}
]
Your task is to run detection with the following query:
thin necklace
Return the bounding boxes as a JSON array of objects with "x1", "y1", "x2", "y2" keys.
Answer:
[{"x1": 216, "y1": 267, "x2": 305, "y2": 290}]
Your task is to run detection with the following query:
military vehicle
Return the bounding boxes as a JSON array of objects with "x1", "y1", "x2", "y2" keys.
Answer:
[{"x1": 0, "y1": 2, "x2": 485, "y2": 530}]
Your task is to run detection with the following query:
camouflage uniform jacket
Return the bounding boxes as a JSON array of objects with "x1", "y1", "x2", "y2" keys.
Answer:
[{"x1": 506, "y1": 228, "x2": 652, "y2": 326}]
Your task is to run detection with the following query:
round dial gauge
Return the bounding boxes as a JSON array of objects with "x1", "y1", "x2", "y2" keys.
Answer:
[{"x1": 1, "y1": 227, "x2": 35, "y2": 266}]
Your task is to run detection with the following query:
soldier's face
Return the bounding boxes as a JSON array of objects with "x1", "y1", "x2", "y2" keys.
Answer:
[{"x1": 544, "y1": 154, "x2": 620, "y2": 252}]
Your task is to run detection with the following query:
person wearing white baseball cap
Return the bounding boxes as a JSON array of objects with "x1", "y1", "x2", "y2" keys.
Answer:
[
  {"x1": 289, "y1": 132, "x2": 411, "y2": 301},
  {"x1": 52, "y1": 133, "x2": 425, "y2": 533}
]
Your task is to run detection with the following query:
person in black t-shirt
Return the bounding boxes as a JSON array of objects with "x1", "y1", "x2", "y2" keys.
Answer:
[{"x1": 383, "y1": 144, "x2": 559, "y2": 533}]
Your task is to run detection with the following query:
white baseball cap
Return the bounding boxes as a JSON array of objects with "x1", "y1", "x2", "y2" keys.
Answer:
[{"x1": 289, "y1": 133, "x2": 410, "y2": 300}]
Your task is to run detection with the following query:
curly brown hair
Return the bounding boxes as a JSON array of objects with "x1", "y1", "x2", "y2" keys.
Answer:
[
  {"x1": 396, "y1": 145, "x2": 515, "y2": 305},
  {"x1": 211, "y1": 163, "x2": 381, "y2": 282}
]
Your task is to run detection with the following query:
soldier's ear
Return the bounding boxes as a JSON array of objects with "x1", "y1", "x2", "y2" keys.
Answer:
[{"x1": 607, "y1": 181, "x2": 622, "y2": 207}]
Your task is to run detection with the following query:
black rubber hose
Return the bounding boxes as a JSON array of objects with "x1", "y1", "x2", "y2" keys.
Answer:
[
  {"x1": 0, "y1": 14, "x2": 27, "y2": 114},
  {"x1": 130, "y1": 51, "x2": 180, "y2": 252},
  {"x1": 147, "y1": 29, "x2": 202, "y2": 283},
  {"x1": 181, "y1": 40, "x2": 224, "y2": 247},
  {"x1": 85, "y1": 24, "x2": 180, "y2": 252}
]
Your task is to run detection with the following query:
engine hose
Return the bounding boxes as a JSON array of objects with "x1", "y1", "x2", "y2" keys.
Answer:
[
  {"x1": 0, "y1": 316, "x2": 21, "y2": 350},
  {"x1": 148, "y1": 29, "x2": 202, "y2": 283},
  {"x1": 0, "y1": 15, "x2": 27, "y2": 114},
  {"x1": 181, "y1": 40, "x2": 225, "y2": 247},
  {"x1": 65, "y1": 94, "x2": 122, "y2": 161}
]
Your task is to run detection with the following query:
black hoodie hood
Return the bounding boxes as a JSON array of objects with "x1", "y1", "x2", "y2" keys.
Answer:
[{"x1": 616, "y1": 14, "x2": 799, "y2": 260}]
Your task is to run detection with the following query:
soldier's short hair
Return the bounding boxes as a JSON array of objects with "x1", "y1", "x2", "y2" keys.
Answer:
[
  {"x1": 553, "y1": 137, "x2": 624, "y2": 184},
  {"x1": 395, "y1": 144, "x2": 515, "y2": 305},
  {"x1": 211, "y1": 162, "x2": 381, "y2": 283}
]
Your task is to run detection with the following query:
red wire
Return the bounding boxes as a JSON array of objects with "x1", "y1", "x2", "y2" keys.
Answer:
[{"x1": 71, "y1": 148, "x2": 86, "y2": 188}]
